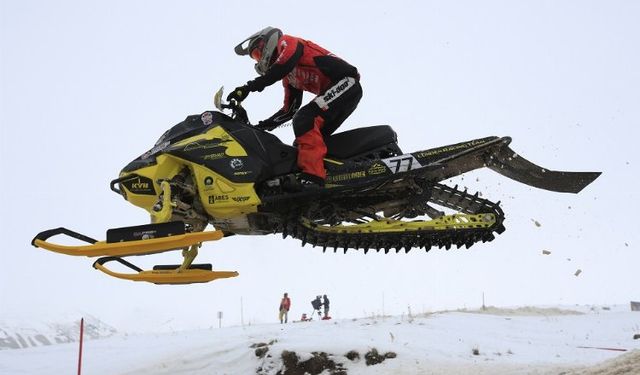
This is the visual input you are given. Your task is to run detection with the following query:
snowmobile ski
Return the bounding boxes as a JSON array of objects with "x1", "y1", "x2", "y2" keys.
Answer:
[
  {"x1": 32, "y1": 222, "x2": 234, "y2": 284},
  {"x1": 92, "y1": 256, "x2": 238, "y2": 285},
  {"x1": 32, "y1": 222, "x2": 224, "y2": 257}
]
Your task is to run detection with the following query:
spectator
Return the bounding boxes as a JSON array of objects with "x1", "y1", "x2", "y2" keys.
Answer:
[
  {"x1": 322, "y1": 295, "x2": 330, "y2": 318},
  {"x1": 311, "y1": 295, "x2": 323, "y2": 317},
  {"x1": 279, "y1": 293, "x2": 291, "y2": 324}
]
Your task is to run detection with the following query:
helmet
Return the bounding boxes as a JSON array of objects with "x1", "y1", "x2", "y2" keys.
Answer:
[{"x1": 234, "y1": 27, "x2": 283, "y2": 76}]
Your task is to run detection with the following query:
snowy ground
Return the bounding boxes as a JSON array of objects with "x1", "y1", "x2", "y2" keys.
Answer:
[{"x1": 1, "y1": 305, "x2": 639, "y2": 375}]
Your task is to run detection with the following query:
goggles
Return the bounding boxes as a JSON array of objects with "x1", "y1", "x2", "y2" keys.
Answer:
[{"x1": 250, "y1": 40, "x2": 265, "y2": 61}]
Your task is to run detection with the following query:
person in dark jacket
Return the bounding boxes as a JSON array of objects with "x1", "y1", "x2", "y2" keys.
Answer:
[
  {"x1": 229, "y1": 27, "x2": 362, "y2": 190},
  {"x1": 322, "y1": 294, "x2": 330, "y2": 318},
  {"x1": 311, "y1": 295, "x2": 323, "y2": 317}
]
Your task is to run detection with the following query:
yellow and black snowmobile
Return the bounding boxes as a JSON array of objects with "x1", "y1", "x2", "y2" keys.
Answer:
[{"x1": 32, "y1": 88, "x2": 600, "y2": 285}]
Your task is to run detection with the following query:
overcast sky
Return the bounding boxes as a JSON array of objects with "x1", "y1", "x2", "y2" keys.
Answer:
[{"x1": 1, "y1": 0, "x2": 638, "y2": 331}]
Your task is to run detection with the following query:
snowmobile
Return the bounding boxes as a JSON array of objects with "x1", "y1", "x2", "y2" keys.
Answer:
[{"x1": 32, "y1": 88, "x2": 601, "y2": 285}]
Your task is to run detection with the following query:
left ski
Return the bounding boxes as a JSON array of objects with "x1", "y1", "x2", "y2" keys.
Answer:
[{"x1": 31, "y1": 222, "x2": 224, "y2": 257}]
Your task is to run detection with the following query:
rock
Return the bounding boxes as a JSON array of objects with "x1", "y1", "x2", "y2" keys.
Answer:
[
  {"x1": 365, "y1": 348, "x2": 385, "y2": 366},
  {"x1": 345, "y1": 350, "x2": 360, "y2": 361},
  {"x1": 255, "y1": 346, "x2": 269, "y2": 358}
]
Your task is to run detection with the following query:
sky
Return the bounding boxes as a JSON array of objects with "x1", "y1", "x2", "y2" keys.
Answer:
[{"x1": 1, "y1": 0, "x2": 639, "y2": 331}]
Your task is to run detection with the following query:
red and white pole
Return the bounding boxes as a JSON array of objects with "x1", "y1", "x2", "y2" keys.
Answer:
[{"x1": 77, "y1": 317, "x2": 84, "y2": 375}]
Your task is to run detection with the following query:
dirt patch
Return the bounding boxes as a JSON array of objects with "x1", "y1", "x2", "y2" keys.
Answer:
[
  {"x1": 364, "y1": 348, "x2": 397, "y2": 366},
  {"x1": 277, "y1": 351, "x2": 346, "y2": 375},
  {"x1": 270, "y1": 348, "x2": 397, "y2": 374},
  {"x1": 364, "y1": 348, "x2": 385, "y2": 366},
  {"x1": 255, "y1": 346, "x2": 269, "y2": 358},
  {"x1": 458, "y1": 306, "x2": 584, "y2": 316},
  {"x1": 562, "y1": 349, "x2": 640, "y2": 375},
  {"x1": 345, "y1": 350, "x2": 360, "y2": 361},
  {"x1": 252, "y1": 341, "x2": 277, "y2": 359}
]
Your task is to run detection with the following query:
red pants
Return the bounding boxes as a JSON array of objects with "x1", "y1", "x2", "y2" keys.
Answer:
[{"x1": 293, "y1": 79, "x2": 362, "y2": 180}]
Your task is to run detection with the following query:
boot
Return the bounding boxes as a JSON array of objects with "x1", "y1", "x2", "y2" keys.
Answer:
[{"x1": 283, "y1": 173, "x2": 325, "y2": 192}]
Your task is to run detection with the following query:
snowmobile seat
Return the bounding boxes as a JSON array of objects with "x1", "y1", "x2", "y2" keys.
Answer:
[{"x1": 326, "y1": 125, "x2": 401, "y2": 160}]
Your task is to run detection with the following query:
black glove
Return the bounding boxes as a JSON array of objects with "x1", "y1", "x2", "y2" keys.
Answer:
[
  {"x1": 255, "y1": 120, "x2": 278, "y2": 131},
  {"x1": 227, "y1": 85, "x2": 249, "y2": 103}
]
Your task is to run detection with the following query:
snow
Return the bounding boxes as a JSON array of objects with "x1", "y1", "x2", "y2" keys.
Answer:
[
  {"x1": 0, "y1": 312, "x2": 116, "y2": 350},
  {"x1": 1, "y1": 305, "x2": 638, "y2": 375}
]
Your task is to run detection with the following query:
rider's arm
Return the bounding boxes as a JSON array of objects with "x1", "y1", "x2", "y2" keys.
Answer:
[
  {"x1": 246, "y1": 36, "x2": 303, "y2": 93},
  {"x1": 261, "y1": 82, "x2": 303, "y2": 127}
]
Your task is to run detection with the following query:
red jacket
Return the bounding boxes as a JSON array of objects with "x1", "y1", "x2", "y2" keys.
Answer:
[
  {"x1": 247, "y1": 35, "x2": 358, "y2": 126},
  {"x1": 280, "y1": 297, "x2": 291, "y2": 311}
]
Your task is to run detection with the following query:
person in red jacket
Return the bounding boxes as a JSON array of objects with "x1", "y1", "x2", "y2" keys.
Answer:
[
  {"x1": 279, "y1": 292, "x2": 291, "y2": 324},
  {"x1": 228, "y1": 27, "x2": 362, "y2": 190}
]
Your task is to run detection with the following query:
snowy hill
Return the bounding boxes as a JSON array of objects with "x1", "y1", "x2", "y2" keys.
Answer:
[
  {"x1": 0, "y1": 313, "x2": 116, "y2": 350},
  {"x1": 1, "y1": 305, "x2": 638, "y2": 375}
]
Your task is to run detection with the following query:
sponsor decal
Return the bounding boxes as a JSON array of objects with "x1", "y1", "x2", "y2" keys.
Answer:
[
  {"x1": 184, "y1": 138, "x2": 230, "y2": 151},
  {"x1": 229, "y1": 158, "x2": 244, "y2": 170},
  {"x1": 233, "y1": 171, "x2": 252, "y2": 176},
  {"x1": 208, "y1": 194, "x2": 229, "y2": 204},
  {"x1": 132, "y1": 230, "x2": 157, "y2": 240},
  {"x1": 323, "y1": 80, "x2": 349, "y2": 102},
  {"x1": 203, "y1": 152, "x2": 226, "y2": 161},
  {"x1": 288, "y1": 70, "x2": 320, "y2": 87},
  {"x1": 326, "y1": 171, "x2": 366, "y2": 183},
  {"x1": 201, "y1": 111, "x2": 213, "y2": 126},
  {"x1": 382, "y1": 155, "x2": 421, "y2": 174},
  {"x1": 368, "y1": 163, "x2": 387, "y2": 175},
  {"x1": 315, "y1": 77, "x2": 355, "y2": 110},
  {"x1": 121, "y1": 175, "x2": 156, "y2": 195},
  {"x1": 274, "y1": 40, "x2": 288, "y2": 64},
  {"x1": 232, "y1": 196, "x2": 251, "y2": 202},
  {"x1": 416, "y1": 139, "x2": 488, "y2": 158}
]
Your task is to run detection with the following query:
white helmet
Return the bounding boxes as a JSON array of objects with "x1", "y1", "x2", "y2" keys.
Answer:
[{"x1": 234, "y1": 27, "x2": 283, "y2": 76}]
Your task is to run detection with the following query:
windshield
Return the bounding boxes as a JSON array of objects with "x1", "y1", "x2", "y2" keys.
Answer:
[
  {"x1": 134, "y1": 114, "x2": 211, "y2": 162},
  {"x1": 154, "y1": 115, "x2": 208, "y2": 147}
]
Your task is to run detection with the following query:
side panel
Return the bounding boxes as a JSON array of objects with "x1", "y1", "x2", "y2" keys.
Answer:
[
  {"x1": 168, "y1": 125, "x2": 262, "y2": 218},
  {"x1": 168, "y1": 125, "x2": 265, "y2": 184},
  {"x1": 120, "y1": 154, "x2": 261, "y2": 220},
  {"x1": 119, "y1": 154, "x2": 184, "y2": 212},
  {"x1": 191, "y1": 163, "x2": 261, "y2": 219},
  {"x1": 322, "y1": 136, "x2": 503, "y2": 187}
]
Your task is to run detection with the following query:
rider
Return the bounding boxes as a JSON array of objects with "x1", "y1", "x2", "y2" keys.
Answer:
[{"x1": 228, "y1": 27, "x2": 362, "y2": 189}]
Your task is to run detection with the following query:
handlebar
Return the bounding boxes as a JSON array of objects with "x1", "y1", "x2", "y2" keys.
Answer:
[
  {"x1": 223, "y1": 100, "x2": 251, "y2": 125},
  {"x1": 213, "y1": 87, "x2": 251, "y2": 125}
]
